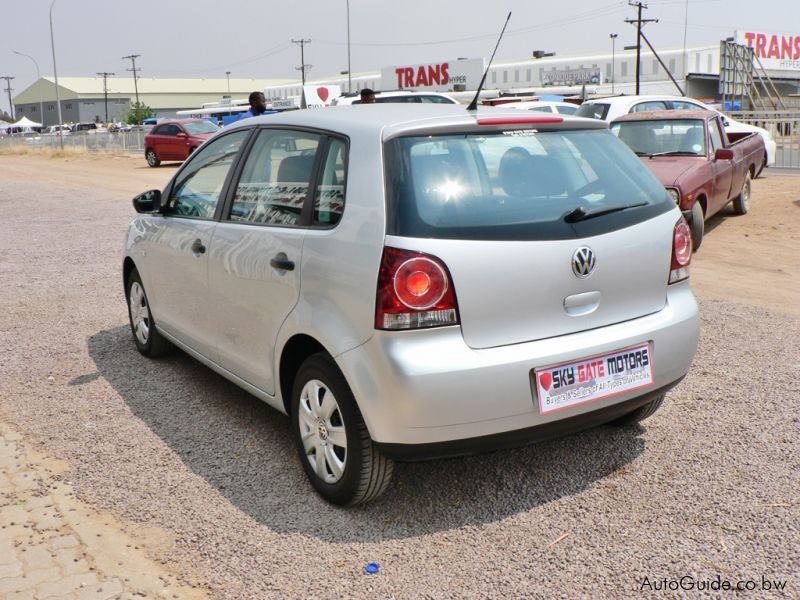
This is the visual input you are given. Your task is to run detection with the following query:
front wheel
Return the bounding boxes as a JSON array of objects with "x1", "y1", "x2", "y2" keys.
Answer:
[
  {"x1": 732, "y1": 172, "x2": 751, "y2": 215},
  {"x1": 291, "y1": 353, "x2": 393, "y2": 505},
  {"x1": 126, "y1": 269, "x2": 173, "y2": 357},
  {"x1": 145, "y1": 149, "x2": 160, "y2": 167},
  {"x1": 690, "y1": 201, "x2": 704, "y2": 252}
]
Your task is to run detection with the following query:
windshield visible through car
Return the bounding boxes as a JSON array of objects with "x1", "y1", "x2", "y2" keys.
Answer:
[
  {"x1": 385, "y1": 128, "x2": 672, "y2": 241},
  {"x1": 183, "y1": 121, "x2": 220, "y2": 135},
  {"x1": 611, "y1": 119, "x2": 706, "y2": 157},
  {"x1": 575, "y1": 103, "x2": 609, "y2": 120}
]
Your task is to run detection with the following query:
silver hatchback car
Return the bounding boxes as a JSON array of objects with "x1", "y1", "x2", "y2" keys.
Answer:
[{"x1": 124, "y1": 105, "x2": 699, "y2": 505}]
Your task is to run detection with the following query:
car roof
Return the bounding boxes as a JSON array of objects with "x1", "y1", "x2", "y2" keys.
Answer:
[
  {"x1": 613, "y1": 109, "x2": 715, "y2": 123},
  {"x1": 224, "y1": 104, "x2": 607, "y2": 139},
  {"x1": 583, "y1": 95, "x2": 702, "y2": 106}
]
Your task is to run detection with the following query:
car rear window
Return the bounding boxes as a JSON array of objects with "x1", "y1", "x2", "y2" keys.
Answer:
[
  {"x1": 611, "y1": 119, "x2": 707, "y2": 157},
  {"x1": 575, "y1": 103, "x2": 610, "y2": 120},
  {"x1": 384, "y1": 128, "x2": 673, "y2": 241}
]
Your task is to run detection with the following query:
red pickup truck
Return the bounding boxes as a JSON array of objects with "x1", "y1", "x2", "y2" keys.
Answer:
[{"x1": 611, "y1": 110, "x2": 765, "y2": 250}]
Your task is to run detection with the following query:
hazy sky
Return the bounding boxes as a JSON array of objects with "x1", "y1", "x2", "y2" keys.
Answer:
[{"x1": 1, "y1": 0, "x2": 797, "y2": 113}]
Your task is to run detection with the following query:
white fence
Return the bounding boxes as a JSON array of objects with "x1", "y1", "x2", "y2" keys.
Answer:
[
  {"x1": 730, "y1": 110, "x2": 800, "y2": 169},
  {"x1": 0, "y1": 130, "x2": 146, "y2": 154}
]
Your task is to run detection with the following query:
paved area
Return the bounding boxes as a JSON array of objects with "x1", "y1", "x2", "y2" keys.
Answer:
[{"x1": 0, "y1": 422, "x2": 207, "y2": 600}]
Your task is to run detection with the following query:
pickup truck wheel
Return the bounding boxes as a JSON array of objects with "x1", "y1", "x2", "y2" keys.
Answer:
[
  {"x1": 291, "y1": 353, "x2": 394, "y2": 505},
  {"x1": 610, "y1": 394, "x2": 665, "y2": 426},
  {"x1": 732, "y1": 172, "x2": 751, "y2": 215},
  {"x1": 690, "y1": 201, "x2": 704, "y2": 252}
]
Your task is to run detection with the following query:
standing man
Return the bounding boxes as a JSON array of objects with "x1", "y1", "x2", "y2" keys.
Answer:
[
  {"x1": 244, "y1": 91, "x2": 268, "y2": 117},
  {"x1": 359, "y1": 88, "x2": 376, "y2": 104}
]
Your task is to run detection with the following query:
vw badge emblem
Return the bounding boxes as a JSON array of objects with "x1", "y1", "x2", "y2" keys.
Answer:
[{"x1": 572, "y1": 247, "x2": 596, "y2": 278}]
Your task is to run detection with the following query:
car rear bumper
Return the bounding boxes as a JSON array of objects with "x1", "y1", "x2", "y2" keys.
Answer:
[
  {"x1": 336, "y1": 282, "x2": 699, "y2": 447},
  {"x1": 375, "y1": 380, "x2": 679, "y2": 461}
]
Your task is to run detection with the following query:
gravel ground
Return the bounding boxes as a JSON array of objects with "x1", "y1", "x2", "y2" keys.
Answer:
[{"x1": 0, "y1": 174, "x2": 798, "y2": 599}]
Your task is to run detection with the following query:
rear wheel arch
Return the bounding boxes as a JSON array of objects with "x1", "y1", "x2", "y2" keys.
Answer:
[{"x1": 279, "y1": 334, "x2": 330, "y2": 414}]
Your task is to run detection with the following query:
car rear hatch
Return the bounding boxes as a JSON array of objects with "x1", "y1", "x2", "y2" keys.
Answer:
[{"x1": 383, "y1": 120, "x2": 677, "y2": 350}]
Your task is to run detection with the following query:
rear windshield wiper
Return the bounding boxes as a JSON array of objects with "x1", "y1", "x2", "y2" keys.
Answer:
[{"x1": 564, "y1": 202, "x2": 648, "y2": 223}]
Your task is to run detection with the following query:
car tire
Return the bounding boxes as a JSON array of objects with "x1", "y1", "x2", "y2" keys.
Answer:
[
  {"x1": 126, "y1": 269, "x2": 173, "y2": 358},
  {"x1": 291, "y1": 353, "x2": 394, "y2": 506},
  {"x1": 690, "y1": 201, "x2": 704, "y2": 252},
  {"x1": 732, "y1": 172, "x2": 751, "y2": 215},
  {"x1": 145, "y1": 149, "x2": 161, "y2": 168},
  {"x1": 610, "y1": 393, "x2": 665, "y2": 426}
]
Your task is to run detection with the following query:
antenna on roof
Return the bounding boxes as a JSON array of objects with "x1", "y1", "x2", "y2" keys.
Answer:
[{"x1": 467, "y1": 12, "x2": 512, "y2": 111}]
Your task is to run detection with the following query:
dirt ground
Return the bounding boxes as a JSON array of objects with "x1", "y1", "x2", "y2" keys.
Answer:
[{"x1": 2, "y1": 153, "x2": 798, "y2": 316}]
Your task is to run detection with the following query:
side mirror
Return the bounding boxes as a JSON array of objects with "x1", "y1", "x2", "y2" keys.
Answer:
[
  {"x1": 714, "y1": 148, "x2": 734, "y2": 161},
  {"x1": 132, "y1": 189, "x2": 163, "y2": 213}
]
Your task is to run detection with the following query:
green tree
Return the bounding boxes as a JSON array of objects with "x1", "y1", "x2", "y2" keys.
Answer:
[{"x1": 120, "y1": 101, "x2": 155, "y2": 125}]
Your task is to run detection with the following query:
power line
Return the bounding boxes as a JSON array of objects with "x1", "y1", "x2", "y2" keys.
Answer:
[
  {"x1": 0, "y1": 76, "x2": 14, "y2": 120},
  {"x1": 97, "y1": 71, "x2": 114, "y2": 123},
  {"x1": 122, "y1": 54, "x2": 141, "y2": 105},
  {"x1": 291, "y1": 39, "x2": 312, "y2": 85}
]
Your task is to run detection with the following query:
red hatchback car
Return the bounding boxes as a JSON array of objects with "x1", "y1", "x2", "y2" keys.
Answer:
[{"x1": 144, "y1": 119, "x2": 219, "y2": 167}]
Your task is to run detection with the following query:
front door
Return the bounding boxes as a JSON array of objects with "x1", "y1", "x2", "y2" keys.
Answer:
[
  {"x1": 708, "y1": 119, "x2": 733, "y2": 213},
  {"x1": 144, "y1": 129, "x2": 250, "y2": 360}
]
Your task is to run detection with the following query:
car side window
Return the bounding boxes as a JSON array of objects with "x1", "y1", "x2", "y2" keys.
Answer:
[
  {"x1": 230, "y1": 129, "x2": 322, "y2": 226},
  {"x1": 630, "y1": 101, "x2": 668, "y2": 113},
  {"x1": 151, "y1": 125, "x2": 164, "y2": 135},
  {"x1": 530, "y1": 106, "x2": 553, "y2": 113},
  {"x1": 164, "y1": 125, "x2": 181, "y2": 136},
  {"x1": 313, "y1": 138, "x2": 347, "y2": 227},
  {"x1": 672, "y1": 100, "x2": 704, "y2": 111},
  {"x1": 167, "y1": 130, "x2": 249, "y2": 219},
  {"x1": 709, "y1": 119, "x2": 724, "y2": 151}
]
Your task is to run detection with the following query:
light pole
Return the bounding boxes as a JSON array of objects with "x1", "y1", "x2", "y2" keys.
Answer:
[
  {"x1": 346, "y1": 0, "x2": 352, "y2": 92},
  {"x1": 225, "y1": 71, "x2": 231, "y2": 94},
  {"x1": 610, "y1": 33, "x2": 618, "y2": 94},
  {"x1": 13, "y1": 51, "x2": 44, "y2": 125},
  {"x1": 49, "y1": 0, "x2": 63, "y2": 148}
]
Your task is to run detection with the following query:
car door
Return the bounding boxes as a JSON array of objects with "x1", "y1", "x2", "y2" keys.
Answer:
[
  {"x1": 207, "y1": 128, "x2": 339, "y2": 395},
  {"x1": 143, "y1": 129, "x2": 251, "y2": 360},
  {"x1": 162, "y1": 124, "x2": 184, "y2": 159},
  {"x1": 708, "y1": 118, "x2": 733, "y2": 214}
]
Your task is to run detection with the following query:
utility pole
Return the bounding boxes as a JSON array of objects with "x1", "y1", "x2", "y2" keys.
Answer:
[
  {"x1": 0, "y1": 76, "x2": 14, "y2": 120},
  {"x1": 292, "y1": 39, "x2": 312, "y2": 85},
  {"x1": 624, "y1": 2, "x2": 657, "y2": 94},
  {"x1": 122, "y1": 54, "x2": 141, "y2": 105},
  {"x1": 96, "y1": 72, "x2": 114, "y2": 124}
]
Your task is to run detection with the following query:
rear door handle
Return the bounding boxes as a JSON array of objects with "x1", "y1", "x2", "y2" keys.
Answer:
[
  {"x1": 191, "y1": 239, "x2": 206, "y2": 254},
  {"x1": 270, "y1": 252, "x2": 295, "y2": 271}
]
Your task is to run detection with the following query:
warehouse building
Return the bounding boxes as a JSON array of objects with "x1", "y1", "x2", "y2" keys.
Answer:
[{"x1": 12, "y1": 77, "x2": 290, "y2": 126}]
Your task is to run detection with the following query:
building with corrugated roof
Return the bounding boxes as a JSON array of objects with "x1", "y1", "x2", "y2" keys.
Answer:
[{"x1": 12, "y1": 76, "x2": 290, "y2": 126}]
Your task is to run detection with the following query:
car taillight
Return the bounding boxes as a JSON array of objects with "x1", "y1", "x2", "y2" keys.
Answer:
[
  {"x1": 669, "y1": 218, "x2": 692, "y2": 284},
  {"x1": 375, "y1": 247, "x2": 459, "y2": 330}
]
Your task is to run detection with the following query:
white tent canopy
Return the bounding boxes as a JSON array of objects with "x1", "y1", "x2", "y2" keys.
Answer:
[{"x1": 13, "y1": 116, "x2": 42, "y2": 128}]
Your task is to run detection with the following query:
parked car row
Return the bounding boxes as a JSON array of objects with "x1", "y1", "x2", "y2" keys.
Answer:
[{"x1": 125, "y1": 103, "x2": 700, "y2": 505}]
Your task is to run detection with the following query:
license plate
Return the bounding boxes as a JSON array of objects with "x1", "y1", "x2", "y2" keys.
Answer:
[{"x1": 532, "y1": 343, "x2": 654, "y2": 415}]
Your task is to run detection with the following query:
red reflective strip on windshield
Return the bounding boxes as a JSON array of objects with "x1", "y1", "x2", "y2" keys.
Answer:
[{"x1": 476, "y1": 115, "x2": 564, "y2": 125}]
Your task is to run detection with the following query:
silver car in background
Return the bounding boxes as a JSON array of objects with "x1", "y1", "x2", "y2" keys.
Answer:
[{"x1": 124, "y1": 105, "x2": 699, "y2": 505}]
